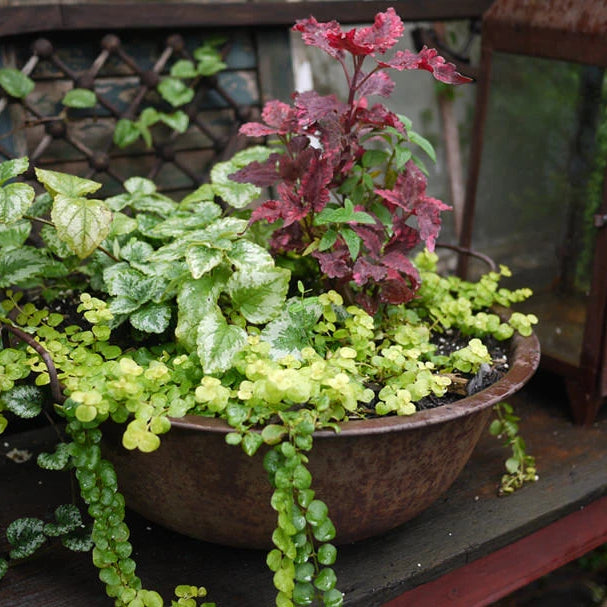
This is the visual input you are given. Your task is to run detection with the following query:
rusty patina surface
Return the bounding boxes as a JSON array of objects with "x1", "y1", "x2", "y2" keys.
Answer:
[{"x1": 103, "y1": 330, "x2": 540, "y2": 549}]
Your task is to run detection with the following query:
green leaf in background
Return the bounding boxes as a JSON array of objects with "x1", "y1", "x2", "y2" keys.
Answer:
[
  {"x1": 196, "y1": 307, "x2": 247, "y2": 374},
  {"x1": 340, "y1": 227, "x2": 361, "y2": 260},
  {"x1": 228, "y1": 267, "x2": 290, "y2": 324},
  {"x1": 35, "y1": 168, "x2": 102, "y2": 198},
  {"x1": 50, "y1": 194, "x2": 112, "y2": 258},
  {"x1": 62, "y1": 88, "x2": 97, "y2": 108},
  {"x1": 158, "y1": 77, "x2": 195, "y2": 107},
  {"x1": 196, "y1": 52, "x2": 227, "y2": 77},
  {"x1": 170, "y1": 60, "x2": 198, "y2": 79},
  {"x1": 0, "y1": 559, "x2": 7, "y2": 580},
  {"x1": 113, "y1": 119, "x2": 141, "y2": 148},
  {"x1": 0, "y1": 68, "x2": 34, "y2": 98},
  {"x1": 158, "y1": 110, "x2": 189, "y2": 133}
]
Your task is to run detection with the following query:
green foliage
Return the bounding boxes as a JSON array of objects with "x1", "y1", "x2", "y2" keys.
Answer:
[
  {"x1": 0, "y1": 68, "x2": 35, "y2": 98},
  {"x1": 489, "y1": 403, "x2": 538, "y2": 495},
  {"x1": 62, "y1": 88, "x2": 98, "y2": 108}
]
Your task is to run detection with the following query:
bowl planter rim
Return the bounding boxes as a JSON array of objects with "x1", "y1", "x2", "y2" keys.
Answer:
[{"x1": 170, "y1": 330, "x2": 541, "y2": 438}]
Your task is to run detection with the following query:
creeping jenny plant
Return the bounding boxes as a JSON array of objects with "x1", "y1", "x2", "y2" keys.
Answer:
[{"x1": 0, "y1": 9, "x2": 537, "y2": 607}]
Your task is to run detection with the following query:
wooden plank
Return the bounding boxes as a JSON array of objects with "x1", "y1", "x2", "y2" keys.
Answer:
[
  {"x1": 383, "y1": 495, "x2": 607, "y2": 607},
  {"x1": 0, "y1": 1, "x2": 494, "y2": 39}
]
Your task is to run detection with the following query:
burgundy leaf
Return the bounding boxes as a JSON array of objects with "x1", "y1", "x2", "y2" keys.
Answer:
[
  {"x1": 379, "y1": 268, "x2": 417, "y2": 305},
  {"x1": 270, "y1": 222, "x2": 305, "y2": 252},
  {"x1": 230, "y1": 154, "x2": 281, "y2": 187},
  {"x1": 313, "y1": 248, "x2": 352, "y2": 279},
  {"x1": 378, "y1": 46, "x2": 471, "y2": 85},
  {"x1": 355, "y1": 103, "x2": 405, "y2": 133},
  {"x1": 357, "y1": 71, "x2": 395, "y2": 98},
  {"x1": 262, "y1": 100, "x2": 298, "y2": 132},
  {"x1": 276, "y1": 182, "x2": 310, "y2": 227},
  {"x1": 293, "y1": 17, "x2": 344, "y2": 59},
  {"x1": 387, "y1": 218, "x2": 421, "y2": 252},
  {"x1": 352, "y1": 257, "x2": 387, "y2": 285},
  {"x1": 299, "y1": 153, "x2": 333, "y2": 212},
  {"x1": 250, "y1": 200, "x2": 283, "y2": 224},
  {"x1": 375, "y1": 160, "x2": 428, "y2": 212},
  {"x1": 381, "y1": 250, "x2": 420, "y2": 288},
  {"x1": 354, "y1": 292, "x2": 379, "y2": 316},
  {"x1": 353, "y1": 8, "x2": 404, "y2": 54},
  {"x1": 294, "y1": 91, "x2": 346, "y2": 127},
  {"x1": 413, "y1": 196, "x2": 450, "y2": 252},
  {"x1": 352, "y1": 224, "x2": 384, "y2": 258}
]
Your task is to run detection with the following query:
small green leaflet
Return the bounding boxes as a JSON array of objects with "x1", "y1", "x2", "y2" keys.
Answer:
[
  {"x1": 170, "y1": 59, "x2": 198, "y2": 79},
  {"x1": 228, "y1": 267, "x2": 290, "y2": 324},
  {"x1": 50, "y1": 193, "x2": 112, "y2": 258},
  {"x1": 0, "y1": 68, "x2": 34, "y2": 98},
  {"x1": 318, "y1": 229, "x2": 338, "y2": 252},
  {"x1": 196, "y1": 308, "x2": 247, "y2": 374},
  {"x1": 113, "y1": 119, "x2": 140, "y2": 148},
  {"x1": 62, "y1": 88, "x2": 97, "y2": 108},
  {"x1": 408, "y1": 131, "x2": 436, "y2": 163},
  {"x1": 340, "y1": 227, "x2": 361, "y2": 260},
  {"x1": 314, "y1": 199, "x2": 375, "y2": 226},
  {"x1": 158, "y1": 77, "x2": 195, "y2": 107}
]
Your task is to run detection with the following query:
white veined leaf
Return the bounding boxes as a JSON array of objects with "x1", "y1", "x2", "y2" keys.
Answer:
[
  {"x1": 227, "y1": 267, "x2": 290, "y2": 324},
  {"x1": 50, "y1": 194, "x2": 112, "y2": 258},
  {"x1": 0, "y1": 220, "x2": 30, "y2": 247},
  {"x1": 1, "y1": 385, "x2": 43, "y2": 418},
  {"x1": 196, "y1": 308, "x2": 247, "y2": 374}
]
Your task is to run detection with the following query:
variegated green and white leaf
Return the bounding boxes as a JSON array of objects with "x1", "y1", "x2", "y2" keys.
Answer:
[
  {"x1": 175, "y1": 276, "x2": 222, "y2": 351},
  {"x1": 50, "y1": 194, "x2": 112, "y2": 258},
  {"x1": 227, "y1": 239, "x2": 274, "y2": 271},
  {"x1": 228, "y1": 267, "x2": 290, "y2": 324},
  {"x1": 196, "y1": 308, "x2": 247, "y2": 374},
  {"x1": 0, "y1": 219, "x2": 30, "y2": 247},
  {"x1": 148, "y1": 203, "x2": 222, "y2": 238},
  {"x1": 211, "y1": 161, "x2": 261, "y2": 209},
  {"x1": 35, "y1": 168, "x2": 102, "y2": 197},
  {"x1": 129, "y1": 302, "x2": 172, "y2": 334},
  {"x1": 0, "y1": 182, "x2": 35, "y2": 224},
  {"x1": 186, "y1": 245, "x2": 224, "y2": 279},
  {"x1": 0, "y1": 157, "x2": 29, "y2": 186}
]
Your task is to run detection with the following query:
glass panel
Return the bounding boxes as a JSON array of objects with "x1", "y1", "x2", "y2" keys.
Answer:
[{"x1": 471, "y1": 52, "x2": 606, "y2": 367}]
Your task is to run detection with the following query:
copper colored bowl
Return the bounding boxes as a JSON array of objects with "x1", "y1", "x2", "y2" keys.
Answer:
[{"x1": 103, "y1": 331, "x2": 540, "y2": 549}]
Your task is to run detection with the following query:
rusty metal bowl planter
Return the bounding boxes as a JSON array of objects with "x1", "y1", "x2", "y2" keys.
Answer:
[{"x1": 102, "y1": 329, "x2": 540, "y2": 550}]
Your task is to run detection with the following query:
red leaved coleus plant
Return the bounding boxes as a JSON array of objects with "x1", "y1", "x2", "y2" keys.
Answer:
[{"x1": 231, "y1": 8, "x2": 470, "y2": 314}]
